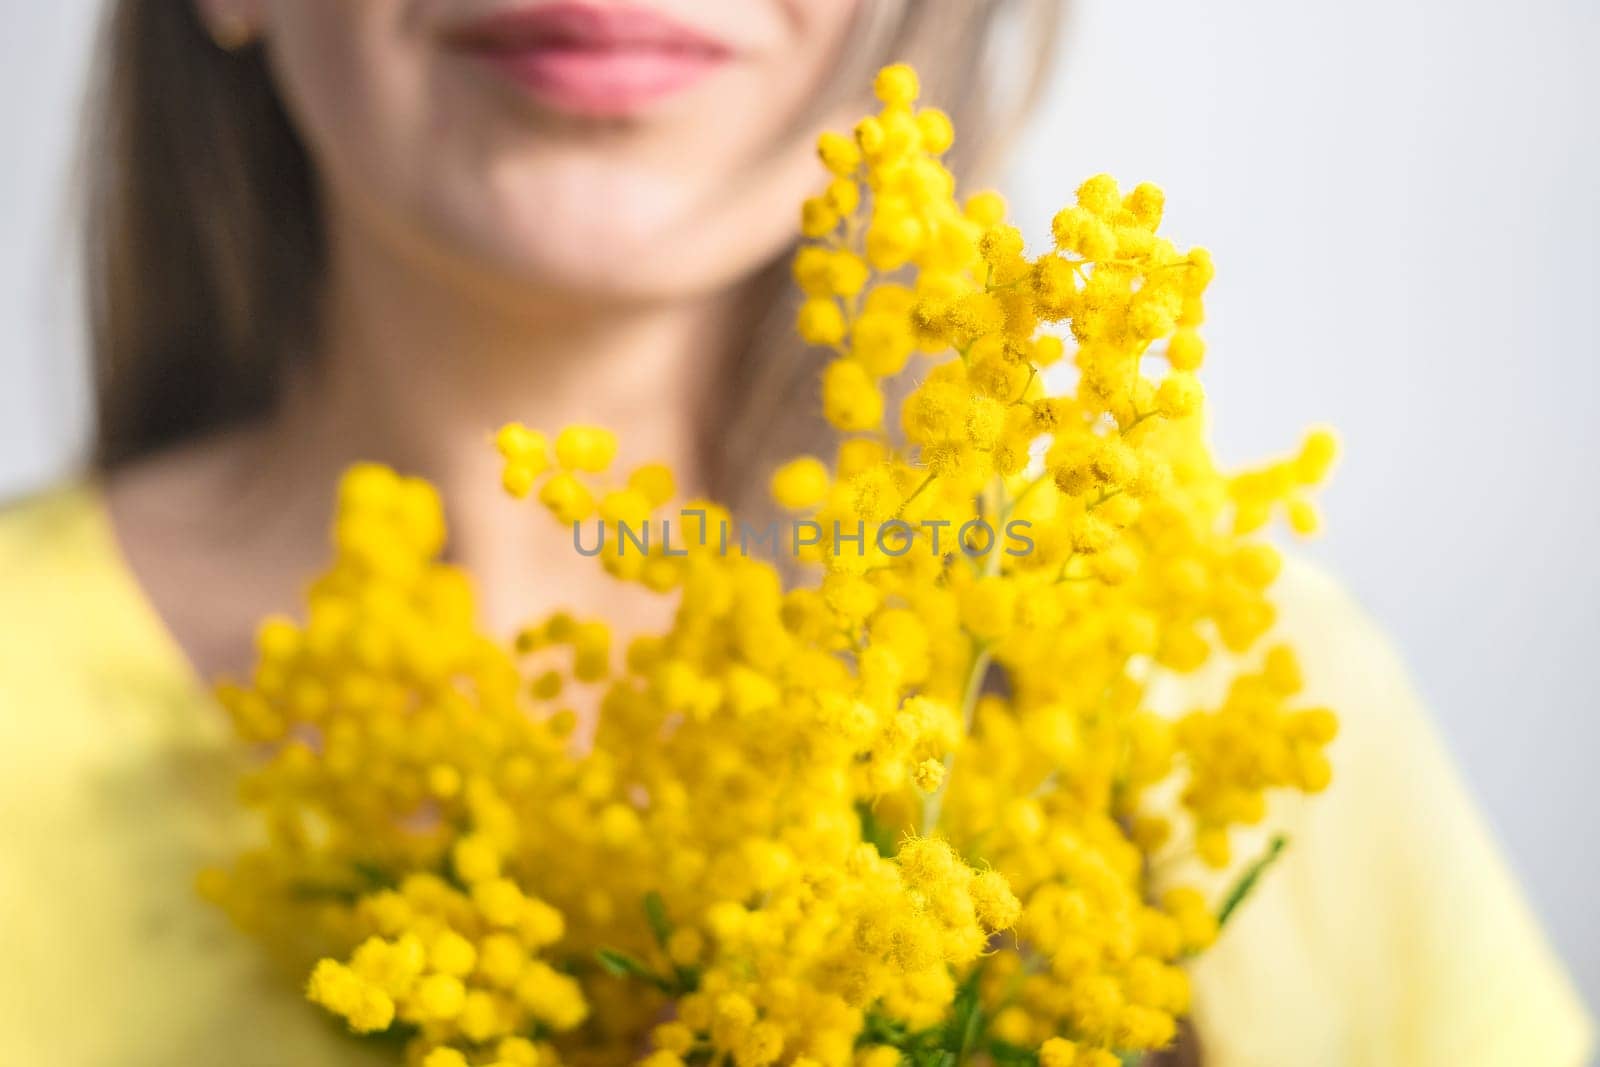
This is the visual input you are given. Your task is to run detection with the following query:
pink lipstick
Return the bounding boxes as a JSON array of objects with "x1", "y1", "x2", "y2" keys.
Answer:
[{"x1": 444, "y1": 3, "x2": 732, "y2": 118}]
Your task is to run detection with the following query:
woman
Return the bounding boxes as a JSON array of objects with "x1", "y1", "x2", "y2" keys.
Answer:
[{"x1": 0, "y1": 1, "x2": 1590, "y2": 1064}]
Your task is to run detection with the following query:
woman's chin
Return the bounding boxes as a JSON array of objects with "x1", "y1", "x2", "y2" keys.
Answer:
[
  {"x1": 438, "y1": 227, "x2": 772, "y2": 307},
  {"x1": 461, "y1": 250, "x2": 726, "y2": 309}
]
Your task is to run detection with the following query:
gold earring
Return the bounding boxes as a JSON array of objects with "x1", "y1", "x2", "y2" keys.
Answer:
[{"x1": 211, "y1": 12, "x2": 258, "y2": 52}]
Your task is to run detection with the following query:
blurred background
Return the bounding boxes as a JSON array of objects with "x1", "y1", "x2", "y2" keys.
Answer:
[{"x1": 2, "y1": 0, "x2": 1595, "y2": 1027}]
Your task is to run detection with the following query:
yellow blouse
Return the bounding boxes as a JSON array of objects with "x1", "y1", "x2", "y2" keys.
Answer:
[{"x1": 0, "y1": 485, "x2": 1592, "y2": 1066}]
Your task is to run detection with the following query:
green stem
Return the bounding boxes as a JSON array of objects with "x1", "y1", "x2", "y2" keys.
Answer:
[
  {"x1": 1217, "y1": 834, "x2": 1289, "y2": 929},
  {"x1": 898, "y1": 472, "x2": 938, "y2": 517},
  {"x1": 1121, "y1": 409, "x2": 1158, "y2": 436},
  {"x1": 1011, "y1": 365, "x2": 1039, "y2": 405},
  {"x1": 1002, "y1": 472, "x2": 1050, "y2": 520},
  {"x1": 922, "y1": 478, "x2": 1006, "y2": 834},
  {"x1": 921, "y1": 639, "x2": 992, "y2": 834}
]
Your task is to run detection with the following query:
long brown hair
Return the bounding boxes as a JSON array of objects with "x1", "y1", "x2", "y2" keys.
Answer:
[{"x1": 84, "y1": 0, "x2": 1064, "y2": 513}]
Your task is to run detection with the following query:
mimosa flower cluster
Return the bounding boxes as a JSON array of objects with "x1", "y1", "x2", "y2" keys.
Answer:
[{"x1": 208, "y1": 64, "x2": 1338, "y2": 1067}]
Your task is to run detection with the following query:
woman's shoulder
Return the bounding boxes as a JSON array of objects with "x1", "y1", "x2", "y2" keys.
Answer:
[
  {"x1": 1268, "y1": 554, "x2": 1406, "y2": 687},
  {"x1": 0, "y1": 484, "x2": 387, "y2": 1065},
  {"x1": 0, "y1": 480, "x2": 117, "y2": 629},
  {"x1": 1, "y1": 478, "x2": 121, "y2": 613},
  {"x1": 0, "y1": 479, "x2": 101, "y2": 551},
  {"x1": 1182, "y1": 553, "x2": 1596, "y2": 1067},
  {"x1": 1264, "y1": 554, "x2": 1425, "y2": 757},
  {"x1": 0, "y1": 478, "x2": 201, "y2": 709}
]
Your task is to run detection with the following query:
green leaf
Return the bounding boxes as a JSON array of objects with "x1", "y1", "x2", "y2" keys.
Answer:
[
  {"x1": 595, "y1": 947, "x2": 651, "y2": 979},
  {"x1": 857, "y1": 801, "x2": 899, "y2": 858},
  {"x1": 1217, "y1": 833, "x2": 1289, "y2": 929},
  {"x1": 858, "y1": 1012, "x2": 910, "y2": 1047},
  {"x1": 984, "y1": 1039, "x2": 1040, "y2": 1066},
  {"x1": 350, "y1": 861, "x2": 397, "y2": 890},
  {"x1": 948, "y1": 964, "x2": 985, "y2": 1058},
  {"x1": 957, "y1": 1005, "x2": 984, "y2": 1058},
  {"x1": 643, "y1": 891, "x2": 673, "y2": 946},
  {"x1": 595, "y1": 946, "x2": 685, "y2": 995}
]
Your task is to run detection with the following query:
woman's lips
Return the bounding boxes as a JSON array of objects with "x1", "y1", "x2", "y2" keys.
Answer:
[{"x1": 443, "y1": 3, "x2": 732, "y2": 117}]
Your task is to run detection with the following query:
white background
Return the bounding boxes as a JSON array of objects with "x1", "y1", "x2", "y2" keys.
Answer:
[{"x1": 2, "y1": 0, "x2": 1596, "y2": 1027}]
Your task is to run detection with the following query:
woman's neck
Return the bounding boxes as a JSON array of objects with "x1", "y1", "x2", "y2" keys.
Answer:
[
  {"x1": 284, "y1": 225, "x2": 742, "y2": 617},
  {"x1": 301, "y1": 219, "x2": 736, "y2": 493},
  {"x1": 109, "y1": 216, "x2": 746, "y2": 681}
]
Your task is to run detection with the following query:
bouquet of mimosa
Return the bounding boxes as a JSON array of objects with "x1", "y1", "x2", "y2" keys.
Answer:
[{"x1": 205, "y1": 64, "x2": 1339, "y2": 1067}]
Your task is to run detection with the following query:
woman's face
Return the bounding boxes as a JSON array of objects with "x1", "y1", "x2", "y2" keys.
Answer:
[{"x1": 217, "y1": 0, "x2": 862, "y2": 302}]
